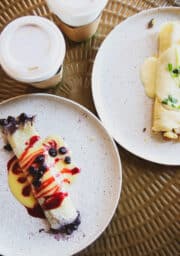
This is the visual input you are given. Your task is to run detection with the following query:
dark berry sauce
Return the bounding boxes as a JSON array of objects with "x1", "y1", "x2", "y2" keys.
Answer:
[
  {"x1": 43, "y1": 192, "x2": 68, "y2": 211},
  {"x1": 26, "y1": 204, "x2": 45, "y2": 219},
  {"x1": 22, "y1": 185, "x2": 31, "y2": 197},
  {"x1": 18, "y1": 177, "x2": 27, "y2": 184},
  {"x1": 12, "y1": 162, "x2": 23, "y2": 175}
]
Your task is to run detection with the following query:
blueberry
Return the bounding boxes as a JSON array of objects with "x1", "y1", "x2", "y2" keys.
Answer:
[
  {"x1": 66, "y1": 227, "x2": 73, "y2": 235},
  {"x1": 39, "y1": 164, "x2": 47, "y2": 173},
  {"x1": 48, "y1": 148, "x2": 57, "y2": 157},
  {"x1": 0, "y1": 119, "x2": 8, "y2": 126},
  {"x1": 4, "y1": 144, "x2": 12, "y2": 151},
  {"x1": 34, "y1": 155, "x2": 45, "y2": 164},
  {"x1": 18, "y1": 113, "x2": 28, "y2": 123},
  {"x1": 32, "y1": 179, "x2": 41, "y2": 188},
  {"x1": 36, "y1": 172, "x2": 43, "y2": 179},
  {"x1": 28, "y1": 166, "x2": 38, "y2": 176},
  {"x1": 59, "y1": 226, "x2": 66, "y2": 234},
  {"x1": 39, "y1": 171, "x2": 44, "y2": 177},
  {"x1": 72, "y1": 225, "x2": 78, "y2": 231},
  {"x1": 7, "y1": 116, "x2": 16, "y2": 123},
  {"x1": 74, "y1": 216, "x2": 81, "y2": 226},
  {"x1": 58, "y1": 147, "x2": 67, "y2": 155},
  {"x1": 64, "y1": 156, "x2": 71, "y2": 164}
]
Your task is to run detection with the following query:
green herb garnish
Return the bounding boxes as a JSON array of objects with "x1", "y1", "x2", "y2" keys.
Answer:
[
  {"x1": 167, "y1": 63, "x2": 180, "y2": 76},
  {"x1": 162, "y1": 95, "x2": 179, "y2": 109},
  {"x1": 168, "y1": 95, "x2": 178, "y2": 104},
  {"x1": 167, "y1": 63, "x2": 180, "y2": 87},
  {"x1": 168, "y1": 63, "x2": 173, "y2": 72},
  {"x1": 162, "y1": 99, "x2": 168, "y2": 105}
]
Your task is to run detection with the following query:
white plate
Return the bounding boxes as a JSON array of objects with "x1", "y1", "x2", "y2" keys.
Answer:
[
  {"x1": 92, "y1": 7, "x2": 180, "y2": 165},
  {"x1": 0, "y1": 94, "x2": 122, "y2": 256}
]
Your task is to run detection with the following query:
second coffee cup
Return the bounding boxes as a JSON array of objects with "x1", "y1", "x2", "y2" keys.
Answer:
[{"x1": 46, "y1": 0, "x2": 108, "y2": 42}]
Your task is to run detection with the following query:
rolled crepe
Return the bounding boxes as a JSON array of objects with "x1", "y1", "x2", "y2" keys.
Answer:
[
  {"x1": 159, "y1": 22, "x2": 180, "y2": 54},
  {"x1": 152, "y1": 22, "x2": 180, "y2": 139},
  {"x1": 141, "y1": 21, "x2": 180, "y2": 139},
  {"x1": 0, "y1": 114, "x2": 80, "y2": 234}
]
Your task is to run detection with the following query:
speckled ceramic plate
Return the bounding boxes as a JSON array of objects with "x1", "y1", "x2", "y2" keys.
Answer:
[
  {"x1": 0, "y1": 94, "x2": 122, "y2": 256},
  {"x1": 92, "y1": 7, "x2": 180, "y2": 165}
]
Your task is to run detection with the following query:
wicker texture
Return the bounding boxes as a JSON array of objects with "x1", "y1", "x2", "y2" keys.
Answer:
[{"x1": 0, "y1": 1, "x2": 179, "y2": 256}]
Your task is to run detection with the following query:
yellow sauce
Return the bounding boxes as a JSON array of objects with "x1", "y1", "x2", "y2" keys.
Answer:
[
  {"x1": 140, "y1": 57, "x2": 157, "y2": 98},
  {"x1": 7, "y1": 135, "x2": 78, "y2": 210},
  {"x1": 159, "y1": 22, "x2": 180, "y2": 54},
  {"x1": 8, "y1": 158, "x2": 36, "y2": 208}
]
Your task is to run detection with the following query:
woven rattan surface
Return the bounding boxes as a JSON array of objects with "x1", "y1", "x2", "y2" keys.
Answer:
[{"x1": 0, "y1": 1, "x2": 179, "y2": 256}]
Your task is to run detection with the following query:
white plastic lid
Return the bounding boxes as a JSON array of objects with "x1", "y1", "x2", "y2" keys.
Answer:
[
  {"x1": 46, "y1": 0, "x2": 108, "y2": 27},
  {"x1": 0, "y1": 16, "x2": 66, "y2": 83}
]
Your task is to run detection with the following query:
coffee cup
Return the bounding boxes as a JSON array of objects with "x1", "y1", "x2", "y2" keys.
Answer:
[
  {"x1": 46, "y1": 0, "x2": 108, "y2": 42},
  {"x1": 0, "y1": 16, "x2": 66, "y2": 89}
]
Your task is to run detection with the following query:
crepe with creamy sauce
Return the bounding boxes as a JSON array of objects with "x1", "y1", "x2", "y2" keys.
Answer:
[{"x1": 141, "y1": 21, "x2": 180, "y2": 139}]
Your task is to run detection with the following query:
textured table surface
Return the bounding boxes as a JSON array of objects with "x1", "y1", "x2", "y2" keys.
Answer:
[{"x1": 0, "y1": 1, "x2": 179, "y2": 256}]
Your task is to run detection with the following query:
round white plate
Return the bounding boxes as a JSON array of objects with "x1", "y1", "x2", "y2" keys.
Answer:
[
  {"x1": 0, "y1": 94, "x2": 121, "y2": 256},
  {"x1": 92, "y1": 7, "x2": 180, "y2": 166}
]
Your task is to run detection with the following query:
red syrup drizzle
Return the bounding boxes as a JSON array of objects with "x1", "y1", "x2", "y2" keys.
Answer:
[
  {"x1": 7, "y1": 156, "x2": 17, "y2": 172},
  {"x1": 7, "y1": 156, "x2": 45, "y2": 219},
  {"x1": 19, "y1": 135, "x2": 40, "y2": 161},
  {"x1": 55, "y1": 158, "x2": 60, "y2": 163},
  {"x1": 61, "y1": 167, "x2": 80, "y2": 175},
  {"x1": 43, "y1": 140, "x2": 57, "y2": 150},
  {"x1": 6, "y1": 137, "x2": 81, "y2": 218},
  {"x1": 63, "y1": 178, "x2": 70, "y2": 184},
  {"x1": 27, "y1": 204, "x2": 45, "y2": 219},
  {"x1": 42, "y1": 192, "x2": 68, "y2": 211}
]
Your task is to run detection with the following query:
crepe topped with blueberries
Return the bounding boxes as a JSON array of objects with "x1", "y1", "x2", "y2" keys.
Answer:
[{"x1": 0, "y1": 113, "x2": 81, "y2": 235}]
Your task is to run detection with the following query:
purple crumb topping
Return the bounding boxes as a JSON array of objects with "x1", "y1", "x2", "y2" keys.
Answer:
[
  {"x1": 51, "y1": 212, "x2": 81, "y2": 236},
  {"x1": 0, "y1": 113, "x2": 35, "y2": 134}
]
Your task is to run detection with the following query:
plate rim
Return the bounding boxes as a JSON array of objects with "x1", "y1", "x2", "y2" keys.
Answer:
[
  {"x1": 92, "y1": 6, "x2": 180, "y2": 166},
  {"x1": 0, "y1": 93, "x2": 122, "y2": 256}
]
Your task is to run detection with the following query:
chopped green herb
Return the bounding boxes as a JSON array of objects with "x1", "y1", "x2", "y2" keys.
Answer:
[
  {"x1": 168, "y1": 95, "x2": 173, "y2": 102},
  {"x1": 173, "y1": 98, "x2": 178, "y2": 104},
  {"x1": 167, "y1": 63, "x2": 180, "y2": 86},
  {"x1": 168, "y1": 63, "x2": 173, "y2": 72},
  {"x1": 162, "y1": 95, "x2": 179, "y2": 109},
  {"x1": 168, "y1": 95, "x2": 178, "y2": 104},
  {"x1": 162, "y1": 99, "x2": 168, "y2": 105},
  {"x1": 173, "y1": 68, "x2": 179, "y2": 74},
  {"x1": 172, "y1": 72, "x2": 179, "y2": 78}
]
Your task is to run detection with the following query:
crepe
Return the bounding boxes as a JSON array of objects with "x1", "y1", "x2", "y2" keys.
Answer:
[
  {"x1": 141, "y1": 21, "x2": 180, "y2": 139},
  {"x1": 0, "y1": 113, "x2": 81, "y2": 234}
]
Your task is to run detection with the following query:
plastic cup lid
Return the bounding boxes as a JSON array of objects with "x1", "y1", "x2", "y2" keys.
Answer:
[
  {"x1": 46, "y1": 0, "x2": 108, "y2": 27},
  {"x1": 0, "y1": 16, "x2": 66, "y2": 83},
  {"x1": 53, "y1": 0, "x2": 108, "y2": 15}
]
